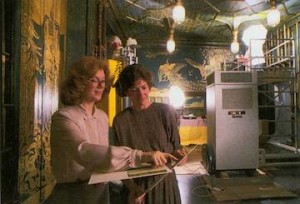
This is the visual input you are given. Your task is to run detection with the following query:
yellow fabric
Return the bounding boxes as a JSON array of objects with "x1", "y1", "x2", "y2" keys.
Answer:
[{"x1": 179, "y1": 126, "x2": 207, "y2": 146}]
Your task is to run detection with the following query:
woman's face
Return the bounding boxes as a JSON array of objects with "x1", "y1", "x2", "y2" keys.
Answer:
[
  {"x1": 83, "y1": 69, "x2": 106, "y2": 103},
  {"x1": 126, "y1": 78, "x2": 150, "y2": 108}
]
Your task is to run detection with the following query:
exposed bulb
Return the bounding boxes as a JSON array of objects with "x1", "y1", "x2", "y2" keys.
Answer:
[
  {"x1": 267, "y1": 9, "x2": 280, "y2": 27},
  {"x1": 172, "y1": 4, "x2": 185, "y2": 24},
  {"x1": 231, "y1": 41, "x2": 239, "y2": 54},
  {"x1": 167, "y1": 38, "x2": 175, "y2": 53}
]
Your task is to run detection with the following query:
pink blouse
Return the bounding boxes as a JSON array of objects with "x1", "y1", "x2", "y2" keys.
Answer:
[{"x1": 50, "y1": 105, "x2": 142, "y2": 183}]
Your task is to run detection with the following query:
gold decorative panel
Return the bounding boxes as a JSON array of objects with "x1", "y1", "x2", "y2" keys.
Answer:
[{"x1": 19, "y1": 0, "x2": 66, "y2": 202}]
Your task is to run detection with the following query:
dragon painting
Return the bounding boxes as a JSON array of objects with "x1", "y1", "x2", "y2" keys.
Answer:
[{"x1": 158, "y1": 59, "x2": 206, "y2": 92}]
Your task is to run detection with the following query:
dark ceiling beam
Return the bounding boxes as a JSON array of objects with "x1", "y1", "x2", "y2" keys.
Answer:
[{"x1": 125, "y1": 0, "x2": 146, "y2": 10}]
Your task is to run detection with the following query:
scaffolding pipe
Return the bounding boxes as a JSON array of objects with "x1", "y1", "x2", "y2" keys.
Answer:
[
  {"x1": 268, "y1": 140, "x2": 300, "y2": 153},
  {"x1": 262, "y1": 153, "x2": 300, "y2": 159},
  {"x1": 260, "y1": 161, "x2": 300, "y2": 167}
]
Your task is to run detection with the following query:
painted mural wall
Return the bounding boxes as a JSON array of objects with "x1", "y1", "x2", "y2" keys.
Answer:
[
  {"x1": 19, "y1": 0, "x2": 66, "y2": 203},
  {"x1": 135, "y1": 45, "x2": 234, "y2": 111}
]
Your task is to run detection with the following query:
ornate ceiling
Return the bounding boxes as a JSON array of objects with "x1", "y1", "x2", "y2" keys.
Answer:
[{"x1": 106, "y1": 0, "x2": 300, "y2": 49}]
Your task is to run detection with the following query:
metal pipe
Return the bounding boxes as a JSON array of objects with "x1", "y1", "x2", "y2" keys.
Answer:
[
  {"x1": 268, "y1": 140, "x2": 300, "y2": 153},
  {"x1": 260, "y1": 161, "x2": 300, "y2": 167},
  {"x1": 262, "y1": 153, "x2": 300, "y2": 159}
]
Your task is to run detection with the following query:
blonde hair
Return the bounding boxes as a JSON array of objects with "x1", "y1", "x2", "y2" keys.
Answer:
[{"x1": 60, "y1": 56, "x2": 110, "y2": 105}]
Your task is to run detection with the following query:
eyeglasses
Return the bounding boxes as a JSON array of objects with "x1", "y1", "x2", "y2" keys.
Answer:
[{"x1": 89, "y1": 78, "x2": 106, "y2": 87}]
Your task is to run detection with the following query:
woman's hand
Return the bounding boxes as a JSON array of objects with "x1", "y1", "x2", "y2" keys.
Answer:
[
  {"x1": 141, "y1": 151, "x2": 178, "y2": 167},
  {"x1": 173, "y1": 149, "x2": 188, "y2": 166}
]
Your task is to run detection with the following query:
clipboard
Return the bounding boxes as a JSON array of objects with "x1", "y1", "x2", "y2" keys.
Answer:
[
  {"x1": 143, "y1": 144, "x2": 199, "y2": 195},
  {"x1": 88, "y1": 164, "x2": 172, "y2": 184},
  {"x1": 89, "y1": 144, "x2": 199, "y2": 186}
]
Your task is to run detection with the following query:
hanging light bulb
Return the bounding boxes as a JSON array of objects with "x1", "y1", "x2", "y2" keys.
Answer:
[
  {"x1": 167, "y1": 29, "x2": 175, "y2": 53},
  {"x1": 267, "y1": 0, "x2": 280, "y2": 27},
  {"x1": 230, "y1": 30, "x2": 239, "y2": 54},
  {"x1": 267, "y1": 9, "x2": 280, "y2": 27},
  {"x1": 172, "y1": 1, "x2": 185, "y2": 24},
  {"x1": 167, "y1": 38, "x2": 175, "y2": 53},
  {"x1": 231, "y1": 41, "x2": 239, "y2": 54}
]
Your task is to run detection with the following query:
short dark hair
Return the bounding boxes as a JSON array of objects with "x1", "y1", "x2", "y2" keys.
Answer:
[
  {"x1": 60, "y1": 56, "x2": 111, "y2": 105},
  {"x1": 114, "y1": 64, "x2": 153, "y2": 97}
]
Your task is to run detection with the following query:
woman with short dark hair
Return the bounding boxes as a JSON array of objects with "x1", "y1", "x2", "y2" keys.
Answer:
[{"x1": 113, "y1": 63, "x2": 186, "y2": 204}]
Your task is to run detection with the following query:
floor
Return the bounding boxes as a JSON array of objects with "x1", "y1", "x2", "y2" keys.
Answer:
[
  {"x1": 109, "y1": 144, "x2": 300, "y2": 204},
  {"x1": 177, "y1": 144, "x2": 300, "y2": 204}
]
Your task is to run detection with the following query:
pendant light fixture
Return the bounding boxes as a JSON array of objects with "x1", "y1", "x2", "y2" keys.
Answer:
[
  {"x1": 167, "y1": 29, "x2": 175, "y2": 53},
  {"x1": 230, "y1": 14, "x2": 240, "y2": 54},
  {"x1": 172, "y1": 0, "x2": 185, "y2": 24},
  {"x1": 231, "y1": 30, "x2": 239, "y2": 54},
  {"x1": 267, "y1": 0, "x2": 280, "y2": 27}
]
